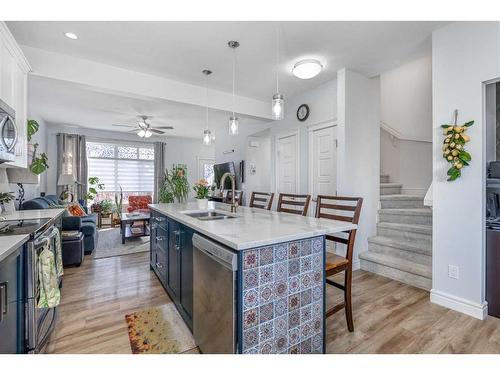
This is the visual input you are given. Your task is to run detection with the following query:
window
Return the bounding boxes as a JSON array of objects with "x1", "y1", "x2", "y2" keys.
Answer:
[
  {"x1": 86, "y1": 141, "x2": 154, "y2": 204},
  {"x1": 197, "y1": 158, "x2": 215, "y2": 186}
]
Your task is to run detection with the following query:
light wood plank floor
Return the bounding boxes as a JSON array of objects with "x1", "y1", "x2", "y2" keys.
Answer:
[{"x1": 46, "y1": 252, "x2": 500, "y2": 354}]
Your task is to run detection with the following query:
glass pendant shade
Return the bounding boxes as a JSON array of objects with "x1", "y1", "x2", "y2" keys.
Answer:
[
  {"x1": 272, "y1": 93, "x2": 284, "y2": 120},
  {"x1": 137, "y1": 129, "x2": 146, "y2": 138},
  {"x1": 228, "y1": 116, "x2": 239, "y2": 135},
  {"x1": 144, "y1": 129, "x2": 152, "y2": 138},
  {"x1": 203, "y1": 129, "x2": 213, "y2": 145}
]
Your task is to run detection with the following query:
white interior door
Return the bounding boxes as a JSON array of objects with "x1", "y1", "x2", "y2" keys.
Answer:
[
  {"x1": 276, "y1": 133, "x2": 298, "y2": 194},
  {"x1": 310, "y1": 125, "x2": 337, "y2": 199}
]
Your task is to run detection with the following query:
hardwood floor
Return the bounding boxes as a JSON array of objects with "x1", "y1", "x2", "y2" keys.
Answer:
[
  {"x1": 326, "y1": 270, "x2": 500, "y2": 353},
  {"x1": 46, "y1": 251, "x2": 500, "y2": 354}
]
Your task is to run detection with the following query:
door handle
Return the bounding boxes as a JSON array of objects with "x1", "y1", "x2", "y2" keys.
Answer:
[{"x1": 0, "y1": 282, "x2": 7, "y2": 321}]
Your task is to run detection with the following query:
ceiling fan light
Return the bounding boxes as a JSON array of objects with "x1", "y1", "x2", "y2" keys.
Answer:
[
  {"x1": 292, "y1": 59, "x2": 323, "y2": 79},
  {"x1": 144, "y1": 130, "x2": 152, "y2": 138},
  {"x1": 228, "y1": 116, "x2": 239, "y2": 136},
  {"x1": 137, "y1": 129, "x2": 146, "y2": 138}
]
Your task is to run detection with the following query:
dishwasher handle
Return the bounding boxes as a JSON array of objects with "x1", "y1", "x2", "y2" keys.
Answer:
[{"x1": 192, "y1": 233, "x2": 238, "y2": 271}]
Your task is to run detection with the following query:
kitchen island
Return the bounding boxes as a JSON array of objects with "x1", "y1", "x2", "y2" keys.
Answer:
[{"x1": 149, "y1": 202, "x2": 356, "y2": 354}]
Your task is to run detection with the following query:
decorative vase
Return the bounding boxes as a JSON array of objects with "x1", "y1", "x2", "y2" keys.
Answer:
[{"x1": 196, "y1": 198, "x2": 208, "y2": 210}]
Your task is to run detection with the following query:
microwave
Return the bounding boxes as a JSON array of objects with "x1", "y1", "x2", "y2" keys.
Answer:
[{"x1": 0, "y1": 99, "x2": 17, "y2": 163}]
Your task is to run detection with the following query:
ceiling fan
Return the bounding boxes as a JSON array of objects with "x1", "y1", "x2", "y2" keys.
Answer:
[{"x1": 112, "y1": 115, "x2": 173, "y2": 138}]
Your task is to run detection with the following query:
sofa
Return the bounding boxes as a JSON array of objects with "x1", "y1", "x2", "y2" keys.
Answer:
[{"x1": 22, "y1": 195, "x2": 99, "y2": 255}]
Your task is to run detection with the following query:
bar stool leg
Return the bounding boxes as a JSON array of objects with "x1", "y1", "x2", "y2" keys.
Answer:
[{"x1": 345, "y1": 268, "x2": 354, "y2": 332}]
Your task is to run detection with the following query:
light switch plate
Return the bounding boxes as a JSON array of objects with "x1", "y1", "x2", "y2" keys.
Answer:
[{"x1": 448, "y1": 265, "x2": 459, "y2": 279}]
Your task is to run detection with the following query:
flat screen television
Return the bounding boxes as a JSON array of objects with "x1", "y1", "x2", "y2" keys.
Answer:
[{"x1": 214, "y1": 161, "x2": 236, "y2": 190}]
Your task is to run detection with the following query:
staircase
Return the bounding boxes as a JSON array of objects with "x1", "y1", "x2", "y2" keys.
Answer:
[{"x1": 359, "y1": 174, "x2": 432, "y2": 290}]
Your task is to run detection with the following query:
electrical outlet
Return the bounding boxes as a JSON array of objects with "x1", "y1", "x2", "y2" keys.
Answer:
[{"x1": 448, "y1": 265, "x2": 459, "y2": 279}]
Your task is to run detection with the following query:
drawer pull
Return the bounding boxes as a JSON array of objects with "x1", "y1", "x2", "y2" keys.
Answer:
[
  {"x1": 155, "y1": 217, "x2": 166, "y2": 222},
  {"x1": 156, "y1": 262, "x2": 163, "y2": 269},
  {"x1": 0, "y1": 282, "x2": 7, "y2": 321},
  {"x1": 156, "y1": 236, "x2": 166, "y2": 241}
]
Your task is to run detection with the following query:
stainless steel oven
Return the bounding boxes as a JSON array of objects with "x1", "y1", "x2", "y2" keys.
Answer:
[
  {"x1": 25, "y1": 225, "x2": 61, "y2": 353},
  {"x1": 0, "y1": 98, "x2": 17, "y2": 164}
]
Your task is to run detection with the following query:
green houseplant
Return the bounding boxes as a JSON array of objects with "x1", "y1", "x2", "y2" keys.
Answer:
[
  {"x1": 83, "y1": 177, "x2": 105, "y2": 202},
  {"x1": 193, "y1": 179, "x2": 210, "y2": 209},
  {"x1": 159, "y1": 165, "x2": 189, "y2": 203},
  {"x1": 27, "y1": 119, "x2": 49, "y2": 175},
  {"x1": 99, "y1": 199, "x2": 114, "y2": 215}
]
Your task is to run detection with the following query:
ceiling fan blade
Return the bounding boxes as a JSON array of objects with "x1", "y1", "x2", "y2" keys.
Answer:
[
  {"x1": 155, "y1": 126, "x2": 174, "y2": 130},
  {"x1": 150, "y1": 129, "x2": 165, "y2": 134},
  {"x1": 112, "y1": 124, "x2": 135, "y2": 128},
  {"x1": 127, "y1": 128, "x2": 141, "y2": 133}
]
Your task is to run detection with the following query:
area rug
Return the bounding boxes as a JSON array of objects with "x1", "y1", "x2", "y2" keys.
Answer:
[
  {"x1": 125, "y1": 303, "x2": 197, "y2": 354},
  {"x1": 93, "y1": 227, "x2": 150, "y2": 259}
]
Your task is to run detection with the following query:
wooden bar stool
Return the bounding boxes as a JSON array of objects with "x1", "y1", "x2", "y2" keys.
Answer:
[
  {"x1": 225, "y1": 190, "x2": 243, "y2": 206},
  {"x1": 315, "y1": 195, "x2": 363, "y2": 332},
  {"x1": 277, "y1": 193, "x2": 311, "y2": 216},
  {"x1": 249, "y1": 192, "x2": 275, "y2": 210}
]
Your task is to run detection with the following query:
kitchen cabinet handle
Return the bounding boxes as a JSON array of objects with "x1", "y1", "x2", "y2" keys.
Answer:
[
  {"x1": 156, "y1": 262, "x2": 163, "y2": 269},
  {"x1": 0, "y1": 282, "x2": 7, "y2": 321},
  {"x1": 155, "y1": 217, "x2": 166, "y2": 222},
  {"x1": 156, "y1": 236, "x2": 166, "y2": 241}
]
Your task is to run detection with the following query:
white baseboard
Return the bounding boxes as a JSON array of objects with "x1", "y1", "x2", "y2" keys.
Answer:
[
  {"x1": 430, "y1": 289, "x2": 488, "y2": 320},
  {"x1": 352, "y1": 259, "x2": 360, "y2": 271},
  {"x1": 401, "y1": 188, "x2": 426, "y2": 196}
]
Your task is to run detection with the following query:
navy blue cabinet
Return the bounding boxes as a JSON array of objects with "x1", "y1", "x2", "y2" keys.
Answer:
[
  {"x1": 0, "y1": 245, "x2": 24, "y2": 354},
  {"x1": 149, "y1": 211, "x2": 193, "y2": 331}
]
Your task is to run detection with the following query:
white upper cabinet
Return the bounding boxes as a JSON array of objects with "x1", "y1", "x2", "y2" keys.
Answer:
[{"x1": 0, "y1": 22, "x2": 31, "y2": 168}]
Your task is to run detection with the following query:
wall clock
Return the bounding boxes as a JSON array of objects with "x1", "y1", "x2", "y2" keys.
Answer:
[{"x1": 297, "y1": 104, "x2": 310, "y2": 122}]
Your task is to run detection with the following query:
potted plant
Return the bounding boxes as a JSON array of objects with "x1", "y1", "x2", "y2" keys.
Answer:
[
  {"x1": 113, "y1": 186, "x2": 123, "y2": 225},
  {"x1": 193, "y1": 179, "x2": 210, "y2": 209},
  {"x1": 0, "y1": 192, "x2": 15, "y2": 214},
  {"x1": 159, "y1": 165, "x2": 190, "y2": 203},
  {"x1": 27, "y1": 119, "x2": 49, "y2": 176},
  {"x1": 99, "y1": 199, "x2": 114, "y2": 217},
  {"x1": 83, "y1": 177, "x2": 105, "y2": 208}
]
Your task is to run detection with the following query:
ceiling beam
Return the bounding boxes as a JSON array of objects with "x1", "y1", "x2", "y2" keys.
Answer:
[{"x1": 22, "y1": 45, "x2": 272, "y2": 120}]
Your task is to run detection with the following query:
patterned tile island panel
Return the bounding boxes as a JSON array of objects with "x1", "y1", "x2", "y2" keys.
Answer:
[{"x1": 240, "y1": 236, "x2": 325, "y2": 354}]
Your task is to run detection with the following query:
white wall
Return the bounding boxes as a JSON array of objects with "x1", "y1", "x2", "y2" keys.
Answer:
[
  {"x1": 337, "y1": 68, "x2": 380, "y2": 267},
  {"x1": 245, "y1": 130, "x2": 272, "y2": 198},
  {"x1": 381, "y1": 54, "x2": 432, "y2": 142},
  {"x1": 380, "y1": 128, "x2": 432, "y2": 195},
  {"x1": 431, "y1": 22, "x2": 500, "y2": 319},
  {"x1": 45, "y1": 124, "x2": 214, "y2": 199},
  {"x1": 379, "y1": 55, "x2": 433, "y2": 192}
]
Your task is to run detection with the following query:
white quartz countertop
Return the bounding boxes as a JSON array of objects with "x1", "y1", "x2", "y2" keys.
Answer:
[
  {"x1": 149, "y1": 202, "x2": 356, "y2": 251},
  {"x1": 0, "y1": 208, "x2": 66, "y2": 221},
  {"x1": 0, "y1": 234, "x2": 29, "y2": 262}
]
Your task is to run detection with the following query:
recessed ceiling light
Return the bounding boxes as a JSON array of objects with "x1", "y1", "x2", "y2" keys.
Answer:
[
  {"x1": 64, "y1": 32, "x2": 78, "y2": 40},
  {"x1": 292, "y1": 59, "x2": 323, "y2": 79}
]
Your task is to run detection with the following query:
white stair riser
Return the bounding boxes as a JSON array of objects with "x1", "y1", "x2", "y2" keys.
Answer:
[
  {"x1": 368, "y1": 241, "x2": 432, "y2": 265},
  {"x1": 380, "y1": 175, "x2": 390, "y2": 183},
  {"x1": 380, "y1": 199, "x2": 424, "y2": 209},
  {"x1": 380, "y1": 186, "x2": 402, "y2": 195},
  {"x1": 377, "y1": 226, "x2": 432, "y2": 245},
  {"x1": 360, "y1": 259, "x2": 431, "y2": 291},
  {"x1": 379, "y1": 212, "x2": 432, "y2": 226}
]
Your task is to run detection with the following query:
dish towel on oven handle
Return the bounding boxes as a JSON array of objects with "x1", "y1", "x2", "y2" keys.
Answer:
[
  {"x1": 50, "y1": 226, "x2": 63, "y2": 278},
  {"x1": 37, "y1": 231, "x2": 62, "y2": 308}
]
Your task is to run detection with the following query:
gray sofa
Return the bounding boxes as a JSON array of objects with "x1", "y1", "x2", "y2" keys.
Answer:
[{"x1": 22, "y1": 195, "x2": 99, "y2": 254}]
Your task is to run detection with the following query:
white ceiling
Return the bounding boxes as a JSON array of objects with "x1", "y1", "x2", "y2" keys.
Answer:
[
  {"x1": 8, "y1": 21, "x2": 447, "y2": 101},
  {"x1": 28, "y1": 76, "x2": 265, "y2": 138}
]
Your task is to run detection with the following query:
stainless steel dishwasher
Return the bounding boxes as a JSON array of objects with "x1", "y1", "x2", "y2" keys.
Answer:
[{"x1": 192, "y1": 233, "x2": 238, "y2": 354}]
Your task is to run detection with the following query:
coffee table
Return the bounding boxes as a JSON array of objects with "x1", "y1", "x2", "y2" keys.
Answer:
[{"x1": 120, "y1": 212, "x2": 150, "y2": 244}]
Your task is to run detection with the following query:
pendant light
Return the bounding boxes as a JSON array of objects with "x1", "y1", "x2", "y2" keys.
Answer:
[
  {"x1": 202, "y1": 69, "x2": 213, "y2": 146},
  {"x1": 272, "y1": 28, "x2": 284, "y2": 120},
  {"x1": 228, "y1": 40, "x2": 239, "y2": 136}
]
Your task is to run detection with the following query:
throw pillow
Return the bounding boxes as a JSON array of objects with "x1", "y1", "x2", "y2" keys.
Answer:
[{"x1": 66, "y1": 203, "x2": 86, "y2": 217}]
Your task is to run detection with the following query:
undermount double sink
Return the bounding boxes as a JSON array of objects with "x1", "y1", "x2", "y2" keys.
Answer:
[{"x1": 181, "y1": 210, "x2": 238, "y2": 221}]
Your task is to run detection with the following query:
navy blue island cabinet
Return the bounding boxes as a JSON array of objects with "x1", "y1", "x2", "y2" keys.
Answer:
[
  {"x1": 150, "y1": 211, "x2": 193, "y2": 330},
  {"x1": 0, "y1": 245, "x2": 25, "y2": 354}
]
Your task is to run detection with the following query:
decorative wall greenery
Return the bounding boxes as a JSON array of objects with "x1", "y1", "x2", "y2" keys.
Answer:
[
  {"x1": 83, "y1": 176, "x2": 105, "y2": 201},
  {"x1": 441, "y1": 110, "x2": 474, "y2": 181}
]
